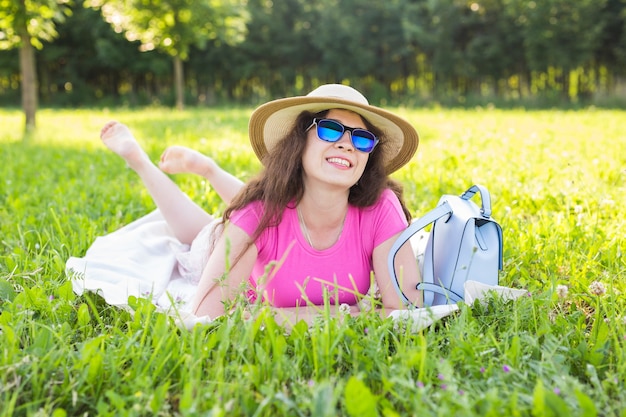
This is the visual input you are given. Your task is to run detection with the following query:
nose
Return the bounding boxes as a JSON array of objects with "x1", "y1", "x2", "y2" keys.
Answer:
[{"x1": 335, "y1": 131, "x2": 354, "y2": 151}]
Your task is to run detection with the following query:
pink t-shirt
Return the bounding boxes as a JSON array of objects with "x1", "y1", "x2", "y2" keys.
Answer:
[{"x1": 229, "y1": 188, "x2": 408, "y2": 307}]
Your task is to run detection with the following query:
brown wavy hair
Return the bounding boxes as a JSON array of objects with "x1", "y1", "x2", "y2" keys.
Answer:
[{"x1": 223, "y1": 110, "x2": 412, "y2": 243}]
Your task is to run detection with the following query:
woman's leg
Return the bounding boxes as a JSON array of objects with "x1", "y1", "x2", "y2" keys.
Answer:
[
  {"x1": 159, "y1": 146, "x2": 244, "y2": 205},
  {"x1": 100, "y1": 121, "x2": 213, "y2": 244}
]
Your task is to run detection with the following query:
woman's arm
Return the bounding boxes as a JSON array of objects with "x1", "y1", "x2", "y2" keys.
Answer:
[
  {"x1": 372, "y1": 232, "x2": 423, "y2": 310},
  {"x1": 191, "y1": 222, "x2": 258, "y2": 318}
]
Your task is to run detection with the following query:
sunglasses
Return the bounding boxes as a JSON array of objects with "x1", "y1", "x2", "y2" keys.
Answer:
[{"x1": 306, "y1": 118, "x2": 379, "y2": 153}]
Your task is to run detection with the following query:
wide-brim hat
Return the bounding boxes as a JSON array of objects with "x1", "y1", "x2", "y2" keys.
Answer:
[{"x1": 248, "y1": 84, "x2": 419, "y2": 174}]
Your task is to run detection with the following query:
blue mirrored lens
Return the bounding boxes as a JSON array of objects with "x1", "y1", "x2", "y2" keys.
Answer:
[
  {"x1": 352, "y1": 131, "x2": 376, "y2": 152},
  {"x1": 317, "y1": 120, "x2": 343, "y2": 141}
]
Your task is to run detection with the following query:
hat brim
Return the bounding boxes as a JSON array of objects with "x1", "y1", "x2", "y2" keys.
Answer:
[{"x1": 248, "y1": 96, "x2": 419, "y2": 174}]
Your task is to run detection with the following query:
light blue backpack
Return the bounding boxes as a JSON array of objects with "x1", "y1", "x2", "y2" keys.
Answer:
[{"x1": 388, "y1": 185, "x2": 503, "y2": 306}]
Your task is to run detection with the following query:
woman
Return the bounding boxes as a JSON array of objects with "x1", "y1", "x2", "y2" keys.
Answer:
[{"x1": 80, "y1": 84, "x2": 422, "y2": 325}]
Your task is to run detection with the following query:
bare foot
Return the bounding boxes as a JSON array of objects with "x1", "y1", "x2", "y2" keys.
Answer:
[
  {"x1": 159, "y1": 146, "x2": 217, "y2": 177},
  {"x1": 100, "y1": 121, "x2": 148, "y2": 166}
]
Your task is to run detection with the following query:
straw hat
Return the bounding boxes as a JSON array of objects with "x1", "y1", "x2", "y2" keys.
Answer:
[{"x1": 248, "y1": 84, "x2": 419, "y2": 174}]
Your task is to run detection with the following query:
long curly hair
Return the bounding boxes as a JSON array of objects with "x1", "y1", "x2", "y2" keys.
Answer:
[{"x1": 223, "y1": 110, "x2": 412, "y2": 243}]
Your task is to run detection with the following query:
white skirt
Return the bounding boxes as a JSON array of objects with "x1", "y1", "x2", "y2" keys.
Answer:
[{"x1": 66, "y1": 209, "x2": 223, "y2": 314}]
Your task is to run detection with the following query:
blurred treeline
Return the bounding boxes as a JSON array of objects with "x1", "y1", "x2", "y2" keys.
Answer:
[{"x1": 1, "y1": 0, "x2": 625, "y2": 108}]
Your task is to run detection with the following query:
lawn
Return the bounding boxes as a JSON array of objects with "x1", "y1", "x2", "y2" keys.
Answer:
[{"x1": 1, "y1": 106, "x2": 625, "y2": 416}]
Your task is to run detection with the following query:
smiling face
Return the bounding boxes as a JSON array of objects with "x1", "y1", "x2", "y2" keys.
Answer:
[{"x1": 301, "y1": 109, "x2": 371, "y2": 192}]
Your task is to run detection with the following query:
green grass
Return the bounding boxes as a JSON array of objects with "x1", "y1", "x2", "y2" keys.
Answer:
[{"x1": 1, "y1": 106, "x2": 625, "y2": 416}]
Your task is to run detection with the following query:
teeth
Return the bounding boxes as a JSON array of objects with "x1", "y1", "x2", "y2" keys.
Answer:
[{"x1": 327, "y1": 157, "x2": 350, "y2": 167}]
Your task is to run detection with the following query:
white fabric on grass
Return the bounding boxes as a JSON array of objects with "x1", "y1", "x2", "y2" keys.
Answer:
[{"x1": 66, "y1": 210, "x2": 220, "y2": 326}]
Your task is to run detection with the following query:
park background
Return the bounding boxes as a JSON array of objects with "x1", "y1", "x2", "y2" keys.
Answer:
[
  {"x1": 2, "y1": 0, "x2": 626, "y2": 121},
  {"x1": 1, "y1": 0, "x2": 626, "y2": 416}
]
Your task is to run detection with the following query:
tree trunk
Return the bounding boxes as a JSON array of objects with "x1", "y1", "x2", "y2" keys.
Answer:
[
  {"x1": 19, "y1": 30, "x2": 37, "y2": 133},
  {"x1": 173, "y1": 55, "x2": 184, "y2": 110}
]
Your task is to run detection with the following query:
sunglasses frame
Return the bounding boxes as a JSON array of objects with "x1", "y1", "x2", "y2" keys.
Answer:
[{"x1": 306, "y1": 118, "x2": 379, "y2": 153}]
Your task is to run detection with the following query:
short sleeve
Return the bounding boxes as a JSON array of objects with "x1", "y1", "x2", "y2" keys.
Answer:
[{"x1": 229, "y1": 202, "x2": 263, "y2": 238}]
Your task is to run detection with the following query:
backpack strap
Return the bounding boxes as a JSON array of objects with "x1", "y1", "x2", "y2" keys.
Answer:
[
  {"x1": 388, "y1": 201, "x2": 453, "y2": 306},
  {"x1": 461, "y1": 184, "x2": 492, "y2": 217},
  {"x1": 414, "y1": 283, "x2": 463, "y2": 303}
]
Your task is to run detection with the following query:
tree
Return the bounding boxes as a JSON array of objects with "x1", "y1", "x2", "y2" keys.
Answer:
[
  {"x1": 595, "y1": 0, "x2": 626, "y2": 88},
  {"x1": 87, "y1": 0, "x2": 248, "y2": 110},
  {"x1": 311, "y1": 0, "x2": 413, "y2": 95},
  {"x1": 236, "y1": 0, "x2": 313, "y2": 97},
  {"x1": 462, "y1": 0, "x2": 525, "y2": 97},
  {"x1": 37, "y1": 4, "x2": 171, "y2": 106},
  {"x1": 0, "y1": 0, "x2": 71, "y2": 133},
  {"x1": 519, "y1": 0, "x2": 607, "y2": 99},
  {"x1": 413, "y1": 0, "x2": 467, "y2": 97}
]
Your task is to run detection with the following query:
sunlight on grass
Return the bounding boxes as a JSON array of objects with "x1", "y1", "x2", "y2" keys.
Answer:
[{"x1": 1, "y1": 107, "x2": 625, "y2": 415}]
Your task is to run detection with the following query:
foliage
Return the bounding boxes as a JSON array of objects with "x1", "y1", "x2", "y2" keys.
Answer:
[
  {"x1": 519, "y1": 0, "x2": 607, "y2": 73},
  {"x1": 1, "y1": 107, "x2": 625, "y2": 415},
  {"x1": 81, "y1": 0, "x2": 249, "y2": 110},
  {"x1": 85, "y1": 0, "x2": 248, "y2": 60},
  {"x1": 0, "y1": 0, "x2": 74, "y2": 132},
  {"x1": 2, "y1": 0, "x2": 626, "y2": 107},
  {"x1": 0, "y1": 0, "x2": 72, "y2": 50},
  {"x1": 35, "y1": 4, "x2": 171, "y2": 106}
]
